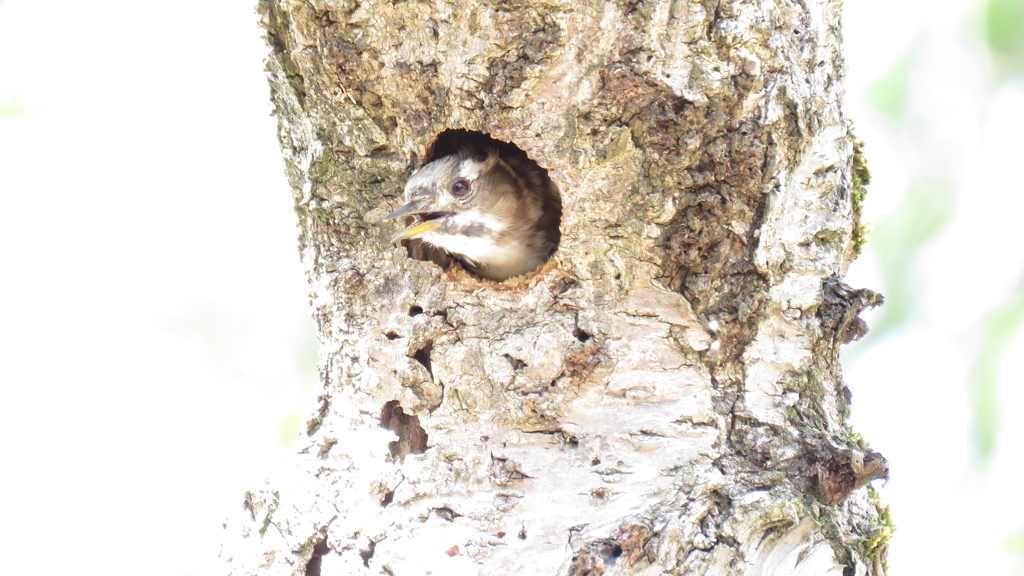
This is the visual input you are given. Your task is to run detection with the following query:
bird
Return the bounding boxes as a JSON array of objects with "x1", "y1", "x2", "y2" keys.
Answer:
[{"x1": 384, "y1": 146, "x2": 561, "y2": 281}]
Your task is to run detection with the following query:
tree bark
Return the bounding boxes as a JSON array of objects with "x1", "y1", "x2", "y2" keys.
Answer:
[{"x1": 221, "y1": 1, "x2": 890, "y2": 574}]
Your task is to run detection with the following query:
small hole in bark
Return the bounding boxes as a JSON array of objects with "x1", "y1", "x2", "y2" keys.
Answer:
[
  {"x1": 359, "y1": 540, "x2": 376, "y2": 567},
  {"x1": 591, "y1": 457, "x2": 601, "y2": 466},
  {"x1": 408, "y1": 305, "x2": 424, "y2": 316},
  {"x1": 413, "y1": 342, "x2": 433, "y2": 377},
  {"x1": 380, "y1": 400, "x2": 429, "y2": 461},
  {"x1": 433, "y1": 506, "x2": 460, "y2": 522},
  {"x1": 556, "y1": 278, "x2": 577, "y2": 294},
  {"x1": 397, "y1": 129, "x2": 562, "y2": 281},
  {"x1": 573, "y1": 327, "x2": 592, "y2": 343},
  {"x1": 304, "y1": 539, "x2": 330, "y2": 576},
  {"x1": 562, "y1": 432, "x2": 580, "y2": 449},
  {"x1": 607, "y1": 543, "x2": 623, "y2": 558},
  {"x1": 381, "y1": 489, "x2": 395, "y2": 507},
  {"x1": 504, "y1": 354, "x2": 527, "y2": 371},
  {"x1": 518, "y1": 526, "x2": 528, "y2": 539},
  {"x1": 385, "y1": 331, "x2": 401, "y2": 341},
  {"x1": 842, "y1": 567, "x2": 855, "y2": 576}
]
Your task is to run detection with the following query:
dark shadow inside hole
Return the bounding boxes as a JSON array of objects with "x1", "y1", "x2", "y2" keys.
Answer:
[
  {"x1": 303, "y1": 540, "x2": 330, "y2": 576},
  {"x1": 384, "y1": 331, "x2": 401, "y2": 341},
  {"x1": 503, "y1": 354, "x2": 527, "y2": 371},
  {"x1": 573, "y1": 327, "x2": 592, "y2": 343},
  {"x1": 413, "y1": 342, "x2": 433, "y2": 377},
  {"x1": 432, "y1": 506, "x2": 460, "y2": 522},
  {"x1": 399, "y1": 129, "x2": 562, "y2": 280},
  {"x1": 360, "y1": 537, "x2": 376, "y2": 565},
  {"x1": 563, "y1": 433, "x2": 579, "y2": 449},
  {"x1": 408, "y1": 305, "x2": 424, "y2": 317},
  {"x1": 379, "y1": 400, "x2": 429, "y2": 461},
  {"x1": 359, "y1": 540, "x2": 376, "y2": 567}
]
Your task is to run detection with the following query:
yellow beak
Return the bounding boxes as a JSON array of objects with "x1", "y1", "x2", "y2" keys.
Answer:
[{"x1": 391, "y1": 218, "x2": 442, "y2": 243}]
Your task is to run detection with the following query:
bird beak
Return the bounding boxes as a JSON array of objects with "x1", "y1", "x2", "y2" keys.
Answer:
[
  {"x1": 384, "y1": 199, "x2": 427, "y2": 221},
  {"x1": 384, "y1": 198, "x2": 445, "y2": 243},
  {"x1": 391, "y1": 219, "x2": 442, "y2": 242}
]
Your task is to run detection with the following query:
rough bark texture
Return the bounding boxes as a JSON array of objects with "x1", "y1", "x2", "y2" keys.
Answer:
[{"x1": 222, "y1": 1, "x2": 890, "y2": 574}]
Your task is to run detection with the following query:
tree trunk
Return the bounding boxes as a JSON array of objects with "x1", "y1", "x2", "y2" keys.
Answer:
[{"x1": 221, "y1": 0, "x2": 890, "y2": 574}]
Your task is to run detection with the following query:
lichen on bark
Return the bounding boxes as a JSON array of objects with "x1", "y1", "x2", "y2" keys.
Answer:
[{"x1": 221, "y1": 1, "x2": 889, "y2": 574}]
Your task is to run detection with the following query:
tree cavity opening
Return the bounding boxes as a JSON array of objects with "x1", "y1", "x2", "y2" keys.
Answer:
[{"x1": 379, "y1": 400, "x2": 428, "y2": 462}]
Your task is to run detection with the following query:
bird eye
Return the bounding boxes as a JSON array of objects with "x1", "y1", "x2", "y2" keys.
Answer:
[{"x1": 451, "y1": 179, "x2": 471, "y2": 197}]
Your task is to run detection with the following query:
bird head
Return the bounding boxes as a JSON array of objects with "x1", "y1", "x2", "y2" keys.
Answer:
[
  {"x1": 386, "y1": 152, "x2": 499, "y2": 242},
  {"x1": 385, "y1": 149, "x2": 556, "y2": 280}
]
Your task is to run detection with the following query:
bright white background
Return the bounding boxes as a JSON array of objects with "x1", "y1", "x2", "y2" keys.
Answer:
[
  {"x1": 844, "y1": 0, "x2": 1024, "y2": 574},
  {"x1": 0, "y1": 0, "x2": 1021, "y2": 574},
  {"x1": 0, "y1": 2, "x2": 316, "y2": 574}
]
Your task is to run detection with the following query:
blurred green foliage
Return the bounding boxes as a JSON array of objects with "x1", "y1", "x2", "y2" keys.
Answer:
[
  {"x1": 985, "y1": 0, "x2": 1024, "y2": 73},
  {"x1": 1005, "y1": 524, "x2": 1024, "y2": 559},
  {"x1": 867, "y1": 178, "x2": 954, "y2": 338},
  {"x1": 0, "y1": 93, "x2": 25, "y2": 120},
  {"x1": 276, "y1": 409, "x2": 304, "y2": 448},
  {"x1": 972, "y1": 288, "x2": 1024, "y2": 462},
  {"x1": 963, "y1": 0, "x2": 1024, "y2": 464},
  {"x1": 867, "y1": 52, "x2": 914, "y2": 125}
]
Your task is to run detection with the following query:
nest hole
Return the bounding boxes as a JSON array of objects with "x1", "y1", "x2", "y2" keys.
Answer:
[{"x1": 396, "y1": 129, "x2": 562, "y2": 281}]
